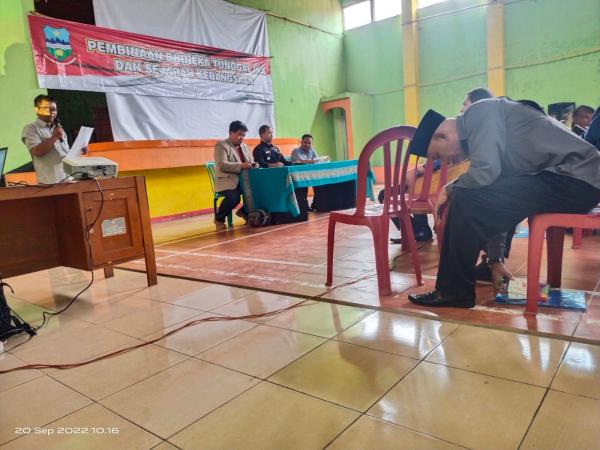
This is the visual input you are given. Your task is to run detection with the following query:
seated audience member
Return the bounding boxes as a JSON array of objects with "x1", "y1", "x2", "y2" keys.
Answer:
[
  {"x1": 291, "y1": 134, "x2": 319, "y2": 163},
  {"x1": 384, "y1": 87, "x2": 494, "y2": 245},
  {"x1": 584, "y1": 106, "x2": 600, "y2": 151},
  {"x1": 572, "y1": 104, "x2": 595, "y2": 137},
  {"x1": 460, "y1": 87, "x2": 494, "y2": 113},
  {"x1": 213, "y1": 120, "x2": 255, "y2": 229},
  {"x1": 475, "y1": 99, "x2": 546, "y2": 283},
  {"x1": 253, "y1": 125, "x2": 293, "y2": 168},
  {"x1": 408, "y1": 98, "x2": 600, "y2": 308}
]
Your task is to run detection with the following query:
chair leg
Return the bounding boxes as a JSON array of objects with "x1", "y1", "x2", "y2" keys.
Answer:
[
  {"x1": 370, "y1": 220, "x2": 392, "y2": 296},
  {"x1": 399, "y1": 218, "x2": 408, "y2": 252},
  {"x1": 526, "y1": 218, "x2": 546, "y2": 315},
  {"x1": 326, "y1": 217, "x2": 337, "y2": 286},
  {"x1": 546, "y1": 226, "x2": 565, "y2": 288},
  {"x1": 399, "y1": 213, "x2": 423, "y2": 286},
  {"x1": 227, "y1": 211, "x2": 233, "y2": 228},
  {"x1": 572, "y1": 227, "x2": 583, "y2": 249}
]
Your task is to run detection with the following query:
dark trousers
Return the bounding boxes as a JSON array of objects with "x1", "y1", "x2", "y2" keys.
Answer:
[
  {"x1": 377, "y1": 189, "x2": 432, "y2": 234},
  {"x1": 436, "y1": 172, "x2": 600, "y2": 299},
  {"x1": 215, "y1": 186, "x2": 242, "y2": 222},
  {"x1": 296, "y1": 187, "x2": 310, "y2": 212}
]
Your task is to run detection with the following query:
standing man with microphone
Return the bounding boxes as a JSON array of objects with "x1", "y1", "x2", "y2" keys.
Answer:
[{"x1": 21, "y1": 95, "x2": 70, "y2": 184}]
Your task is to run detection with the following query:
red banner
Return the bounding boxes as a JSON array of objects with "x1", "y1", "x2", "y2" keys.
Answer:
[{"x1": 27, "y1": 14, "x2": 273, "y2": 104}]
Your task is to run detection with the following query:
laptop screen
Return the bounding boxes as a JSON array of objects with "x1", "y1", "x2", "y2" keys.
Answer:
[{"x1": 0, "y1": 148, "x2": 7, "y2": 187}]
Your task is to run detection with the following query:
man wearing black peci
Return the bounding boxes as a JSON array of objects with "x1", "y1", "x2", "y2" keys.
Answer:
[{"x1": 408, "y1": 98, "x2": 600, "y2": 308}]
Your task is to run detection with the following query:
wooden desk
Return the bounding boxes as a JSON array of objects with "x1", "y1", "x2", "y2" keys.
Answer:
[{"x1": 0, "y1": 176, "x2": 157, "y2": 286}]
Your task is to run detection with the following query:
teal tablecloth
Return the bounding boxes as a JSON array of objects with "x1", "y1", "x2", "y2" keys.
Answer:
[{"x1": 239, "y1": 160, "x2": 375, "y2": 217}]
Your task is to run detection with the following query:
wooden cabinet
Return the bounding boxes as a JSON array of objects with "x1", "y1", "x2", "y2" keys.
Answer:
[
  {"x1": 83, "y1": 187, "x2": 145, "y2": 266},
  {"x1": 0, "y1": 176, "x2": 157, "y2": 286}
]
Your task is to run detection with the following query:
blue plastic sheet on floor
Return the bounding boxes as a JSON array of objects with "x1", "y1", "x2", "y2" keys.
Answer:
[
  {"x1": 496, "y1": 289, "x2": 586, "y2": 311},
  {"x1": 513, "y1": 225, "x2": 529, "y2": 238}
]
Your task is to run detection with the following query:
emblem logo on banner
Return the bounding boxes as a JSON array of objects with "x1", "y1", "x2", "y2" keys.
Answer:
[{"x1": 43, "y1": 25, "x2": 72, "y2": 62}]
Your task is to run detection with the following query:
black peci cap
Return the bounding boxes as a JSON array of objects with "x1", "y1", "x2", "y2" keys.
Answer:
[{"x1": 409, "y1": 109, "x2": 446, "y2": 157}]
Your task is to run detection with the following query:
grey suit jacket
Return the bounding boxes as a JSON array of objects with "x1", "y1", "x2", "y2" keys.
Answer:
[{"x1": 214, "y1": 138, "x2": 254, "y2": 192}]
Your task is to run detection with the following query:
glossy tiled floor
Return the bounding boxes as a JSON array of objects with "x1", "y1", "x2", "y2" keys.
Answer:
[
  {"x1": 2, "y1": 267, "x2": 600, "y2": 449},
  {"x1": 123, "y1": 210, "x2": 600, "y2": 342}
]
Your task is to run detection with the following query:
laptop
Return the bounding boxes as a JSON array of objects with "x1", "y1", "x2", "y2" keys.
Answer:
[{"x1": 0, "y1": 148, "x2": 6, "y2": 187}]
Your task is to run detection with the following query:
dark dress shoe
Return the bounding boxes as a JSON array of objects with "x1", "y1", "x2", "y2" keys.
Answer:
[
  {"x1": 390, "y1": 230, "x2": 433, "y2": 245},
  {"x1": 474, "y1": 260, "x2": 492, "y2": 282},
  {"x1": 408, "y1": 290, "x2": 475, "y2": 308},
  {"x1": 414, "y1": 230, "x2": 433, "y2": 242}
]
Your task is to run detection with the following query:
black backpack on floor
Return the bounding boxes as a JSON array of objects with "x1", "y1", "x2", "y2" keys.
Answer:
[{"x1": 0, "y1": 279, "x2": 35, "y2": 341}]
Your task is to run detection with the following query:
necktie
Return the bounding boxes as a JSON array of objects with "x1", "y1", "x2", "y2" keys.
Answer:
[{"x1": 235, "y1": 145, "x2": 246, "y2": 162}]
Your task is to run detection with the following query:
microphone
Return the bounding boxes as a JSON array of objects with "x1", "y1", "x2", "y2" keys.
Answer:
[{"x1": 53, "y1": 117, "x2": 64, "y2": 143}]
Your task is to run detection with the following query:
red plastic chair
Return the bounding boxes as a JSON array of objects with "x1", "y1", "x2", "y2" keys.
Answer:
[
  {"x1": 572, "y1": 227, "x2": 597, "y2": 249},
  {"x1": 526, "y1": 211, "x2": 600, "y2": 314},
  {"x1": 326, "y1": 125, "x2": 435, "y2": 295},
  {"x1": 572, "y1": 228, "x2": 584, "y2": 249}
]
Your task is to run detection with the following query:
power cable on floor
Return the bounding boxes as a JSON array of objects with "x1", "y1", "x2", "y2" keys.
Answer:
[{"x1": 0, "y1": 272, "x2": 379, "y2": 374}]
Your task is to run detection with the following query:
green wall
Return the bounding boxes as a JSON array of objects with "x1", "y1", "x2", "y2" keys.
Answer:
[
  {"x1": 505, "y1": 0, "x2": 600, "y2": 108},
  {"x1": 418, "y1": 0, "x2": 487, "y2": 117},
  {"x1": 231, "y1": 0, "x2": 345, "y2": 158},
  {"x1": 344, "y1": 0, "x2": 600, "y2": 156},
  {"x1": 0, "y1": 0, "x2": 45, "y2": 170},
  {"x1": 344, "y1": 15, "x2": 405, "y2": 152}
]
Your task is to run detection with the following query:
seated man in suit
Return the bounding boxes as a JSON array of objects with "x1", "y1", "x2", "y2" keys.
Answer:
[
  {"x1": 213, "y1": 120, "x2": 255, "y2": 230},
  {"x1": 253, "y1": 125, "x2": 293, "y2": 168}
]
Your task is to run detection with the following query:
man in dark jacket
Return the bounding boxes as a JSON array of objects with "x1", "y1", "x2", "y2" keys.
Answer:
[{"x1": 253, "y1": 125, "x2": 293, "y2": 168}]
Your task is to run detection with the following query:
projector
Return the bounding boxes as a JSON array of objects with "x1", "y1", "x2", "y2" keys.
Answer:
[{"x1": 63, "y1": 157, "x2": 118, "y2": 179}]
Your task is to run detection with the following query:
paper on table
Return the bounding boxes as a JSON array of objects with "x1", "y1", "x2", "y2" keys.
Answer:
[{"x1": 67, "y1": 126, "x2": 94, "y2": 158}]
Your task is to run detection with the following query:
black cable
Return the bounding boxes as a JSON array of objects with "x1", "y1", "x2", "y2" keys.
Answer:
[{"x1": 33, "y1": 176, "x2": 104, "y2": 331}]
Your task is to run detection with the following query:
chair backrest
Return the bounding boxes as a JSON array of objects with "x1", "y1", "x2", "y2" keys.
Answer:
[
  {"x1": 354, "y1": 126, "x2": 416, "y2": 216},
  {"x1": 354, "y1": 125, "x2": 443, "y2": 218},
  {"x1": 205, "y1": 162, "x2": 216, "y2": 194}
]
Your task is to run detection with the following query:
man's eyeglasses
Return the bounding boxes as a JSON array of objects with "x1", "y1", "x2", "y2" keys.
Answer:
[{"x1": 37, "y1": 106, "x2": 58, "y2": 112}]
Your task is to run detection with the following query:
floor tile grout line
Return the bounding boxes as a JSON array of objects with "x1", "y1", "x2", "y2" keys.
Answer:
[
  {"x1": 421, "y1": 359, "x2": 559, "y2": 390},
  {"x1": 516, "y1": 339, "x2": 575, "y2": 449},
  {"x1": 363, "y1": 412, "x2": 474, "y2": 450},
  {"x1": 262, "y1": 378, "x2": 367, "y2": 414},
  {"x1": 147, "y1": 321, "x2": 262, "y2": 361},
  {"x1": 516, "y1": 386, "x2": 551, "y2": 449},
  {"x1": 546, "y1": 386, "x2": 600, "y2": 402},
  {"x1": 93, "y1": 390, "x2": 187, "y2": 444},
  {"x1": 92, "y1": 354, "x2": 256, "y2": 442},
  {"x1": 361, "y1": 413, "x2": 476, "y2": 450},
  {"x1": 159, "y1": 377, "x2": 266, "y2": 443},
  {"x1": 354, "y1": 324, "x2": 462, "y2": 420},
  {"x1": 45, "y1": 346, "x2": 194, "y2": 403},
  {"x1": 0, "y1": 400, "x2": 95, "y2": 447}
]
